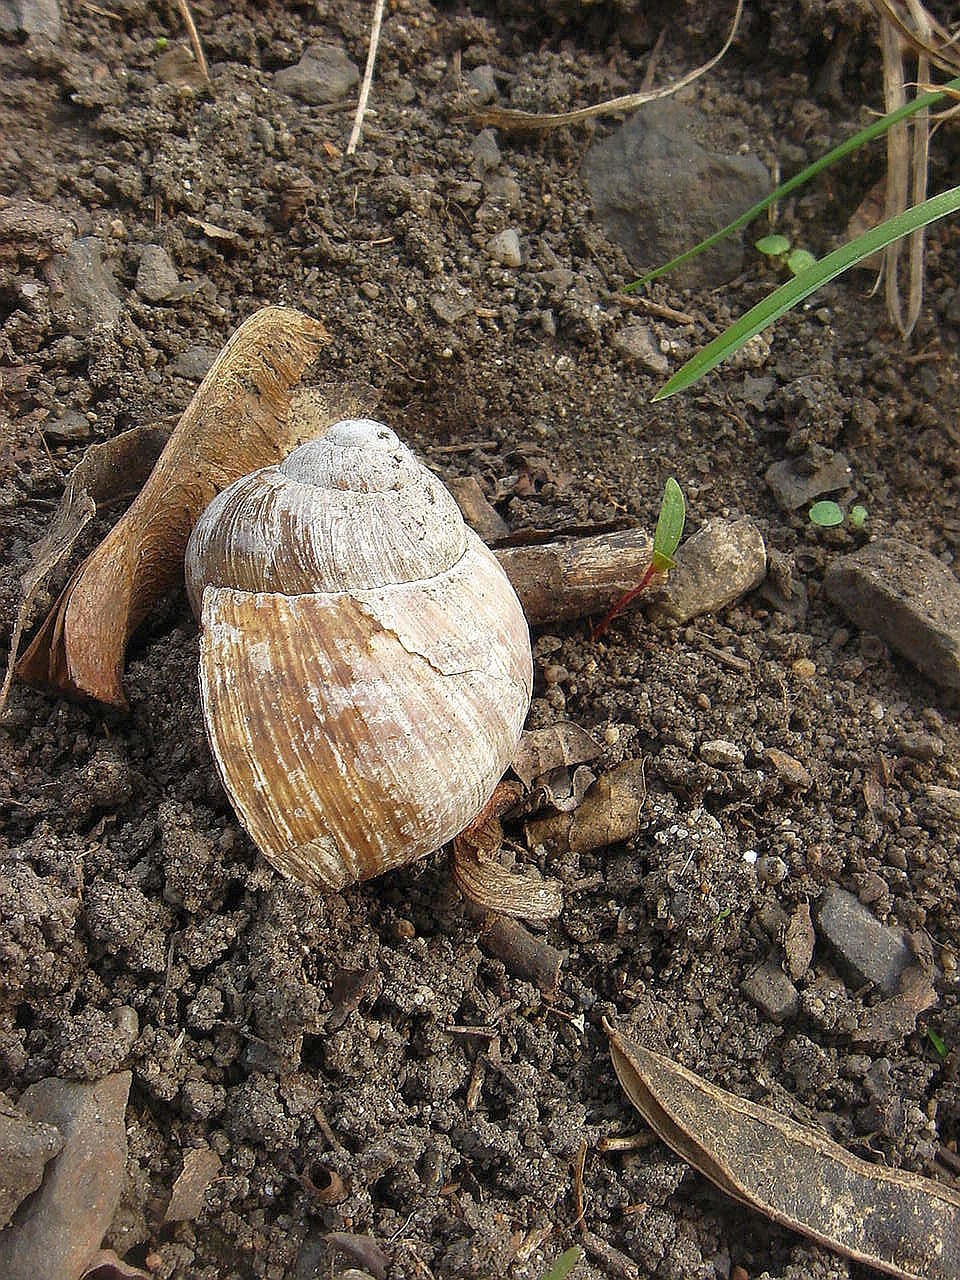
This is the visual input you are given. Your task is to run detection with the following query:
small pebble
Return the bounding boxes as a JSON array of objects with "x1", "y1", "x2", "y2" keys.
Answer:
[
  {"x1": 763, "y1": 747, "x2": 812, "y2": 789},
  {"x1": 699, "y1": 739, "x2": 744, "y2": 769},
  {"x1": 135, "y1": 244, "x2": 180, "y2": 302},
  {"x1": 486, "y1": 228, "x2": 522, "y2": 267},
  {"x1": 741, "y1": 959, "x2": 799, "y2": 1024},
  {"x1": 470, "y1": 128, "x2": 501, "y2": 171}
]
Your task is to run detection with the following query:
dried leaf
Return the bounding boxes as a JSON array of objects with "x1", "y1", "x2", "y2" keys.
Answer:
[
  {"x1": 606, "y1": 1021, "x2": 960, "y2": 1280},
  {"x1": 851, "y1": 966, "x2": 939, "y2": 1047},
  {"x1": 533, "y1": 763, "x2": 597, "y2": 814},
  {"x1": 525, "y1": 761, "x2": 646, "y2": 853},
  {"x1": 16, "y1": 307, "x2": 331, "y2": 708},
  {"x1": 164, "y1": 1145, "x2": 222, "y2": 1222},
  {"x1": 452, "y1": 781, "x2": 563, "y2": 921},
  {"x1": 324, "y1": 1232, "x2": 389, "y2": 1280},
  {"x1": 0, "y1": 422, "x2": 172, "y2": 715},
  {"x1": 511, "y1": 723, "x2": 603, "y2": 788}
]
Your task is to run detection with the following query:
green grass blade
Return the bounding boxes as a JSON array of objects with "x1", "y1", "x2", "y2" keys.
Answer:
[
  {"x1": 653, "y1": 183, "x2": 960, "y2": 401},
  {"x1": 628, "y1": 72, "x2": 960, "y2": 290}
]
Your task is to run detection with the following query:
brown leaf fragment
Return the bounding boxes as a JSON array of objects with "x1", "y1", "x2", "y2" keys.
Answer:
[
  {"x1": 15, "y1": 307, "x2": 330, "y2": 708},
  {"x1": 533, "y1": 762, "x2": 597, "y2": 814},
  {"x1": 525, "y1": 760, "x2": 646, "y2": 853},
  {"x1": 163, "y1": 1145, "x2": 222, "y2": 1222},
  {"x1": 1, "y1": 423, "x2": 173, "y2": 715},
  {"x1": 511, "y1": 723, "x2": 603, "y2": 788},
  {"x1": 324, "y1": 1232, "x2": 389, "y2": 1280},
  {"x1": 606, "y1": 1021, "x2": 960, "y2": 1280}
]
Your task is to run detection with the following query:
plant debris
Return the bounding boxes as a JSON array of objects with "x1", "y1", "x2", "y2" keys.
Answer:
[{"x1": 606, "y1": 1021, "x2": 960, "y2": 1280}]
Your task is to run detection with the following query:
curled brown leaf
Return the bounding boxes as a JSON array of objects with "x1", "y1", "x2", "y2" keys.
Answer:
[{"x1": 16, "y1": 306, "x2": 330, "y2": 708}]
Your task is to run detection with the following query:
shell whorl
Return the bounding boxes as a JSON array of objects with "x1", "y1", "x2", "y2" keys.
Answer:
[
  {"x1": 185, "y1": 418, "x2": 467, "y2": 612},
  {"x1": 185, "y1": 416, "x2": 534, "y2": 893}
]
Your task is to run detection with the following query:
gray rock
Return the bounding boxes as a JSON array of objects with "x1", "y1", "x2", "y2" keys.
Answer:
[
  {"x1": 584, "y1": 102, "x2": 769, "y2": 288},
  {"x1": 765, "y1": 450, "x2": 853, "y2": 512},
  {"x1": 469, "y1": 128, "x2": 501, "y2": 172},
  {"x1": 428, "y1": 286, "x2": 474, "y2": 325},
  {"x1": 824, "y1": 537, "x2": 960, "y2": 693},
  {"x1": 466, "y1": 65, "x2": 498, "y2": 105},
  {"x1": 815, "y1": 885, "x2": 912, "y2": 995},
  {"x1": 0, "y1": 1093, "x2": 62, "y2": 1229},
  {"x1": 656, "y1": 517, "x2": 767, "y2": 624},
  {"x1": 613, "y1": 323, "x2": 669, "y2": 375},
  {"x1": 486, "y1": 228, "x2": 522, "y2": 267},
  {"x1": 44, "y1": 237, "x2": 121, "y2": 334},
  {"x1": 274, "y1": 44, "x2": 359, "y2": 105},
  {"x1": 135, "y1": 244, "x2": 180, "y2": 302},
  {"x1": 0, "y1": 0, "x2": 61, "y2": 40},
  {"x1": 741, "y1": 959, "x2": 799, "y2": 1024},
  {"x1": 0, "y1": 1072, "x2": 131, "y2": 1280},
  {"x1": 171, "y1": 344, "x2": 217, "y2": 380},
  {"x1": 43, "y1": 411, "x2": 91, "y2": 444}
]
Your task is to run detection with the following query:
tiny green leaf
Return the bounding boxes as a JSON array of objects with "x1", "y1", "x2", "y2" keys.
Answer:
[
  {"x1": 809, "y1": 500, "x2": 844, "y2": 527},
  {"x1": 540, "y1": 1246, "x2": 583, "y2": 1280},
  {"x1": 787, "y1": 248, "x2": 817, "y2": 275},
  {"x1": 849, "y1": 504, "x2": 868, "y2": 530},
  {"x1": 756, "y1": 233, "x2": 791, "y2": 257},
  {"x1": 926, "y1": 1027, "x2": 948, "y2": 1059},
  {"x1": 653, "y1": 477, "x2": 685, "y2": 563}
]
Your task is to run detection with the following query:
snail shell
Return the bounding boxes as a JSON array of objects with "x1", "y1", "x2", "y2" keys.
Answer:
[{"x1": 184, "y1": 418, "x2": 533, "y2": 893}]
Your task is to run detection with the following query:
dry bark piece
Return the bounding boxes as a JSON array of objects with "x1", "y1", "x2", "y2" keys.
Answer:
[
  {"x1": 606, "y1": 1021, "x2": 960, "y2": 1280},
  {"x1": 16, "y1": 307, "x2": 330, "y2": 707},
  {"x1": 1, "y1": 422, "x2": 173, "y2": 715},
  {"x1": 446, "y1": 474, "x2": 510, "y2": 542},
  {"x1": 526, "y1": 760, "x2": 646, "y2": 853}
]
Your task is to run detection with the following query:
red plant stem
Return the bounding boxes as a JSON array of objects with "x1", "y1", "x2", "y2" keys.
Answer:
[{"x1": 590, "y1": 562, "x2": 659, "y2": 640}]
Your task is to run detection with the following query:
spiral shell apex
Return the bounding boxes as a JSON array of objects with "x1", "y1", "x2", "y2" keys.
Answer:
[{"x1": 185, "y1": 418, "x2": 533, "y2": 892}]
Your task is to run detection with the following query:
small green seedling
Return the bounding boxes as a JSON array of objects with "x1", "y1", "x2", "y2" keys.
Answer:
[
  {"x1": 540, "y1": 1246, "x2": 583, "y2": 1280},
  {"x1": 154, "y1": 36, "x2": 169, "y2": 51},
  {"x1": 809, "y1": 500, "x2": 868, "y2": 531},
  {"x1": 926, "y1": 1027, "x2": 948, "y2": 1059},
  {"x1": 755, "y1": 233, "x2": 817, "y2": 278},
  {"x1": 592, "y1": 477, "x2": 685, "y2": 638}
]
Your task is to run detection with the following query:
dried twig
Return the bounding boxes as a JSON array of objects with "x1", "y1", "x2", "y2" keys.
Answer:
[
  {"x1": 471, "y1": 0, "x2": 743, "y2": 131},
  {"x1": 347, "y1": 0, "x2": 386, "y2": 154},
  {"x1": 174, "y1": 0, "x2": 211, "y2": 88},
  {"x1": 879, "y1": 0, "x2": 931, "y2": 336}
]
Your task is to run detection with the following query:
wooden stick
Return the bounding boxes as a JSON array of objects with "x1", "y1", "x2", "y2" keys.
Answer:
[{"x1": 494, "y1": 528, "x2": 653, "y2": 626}]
